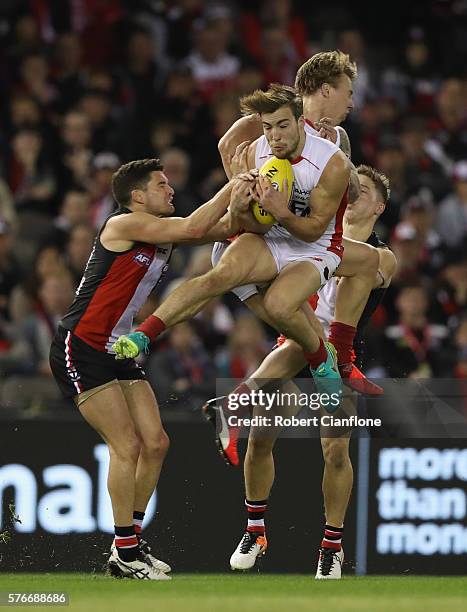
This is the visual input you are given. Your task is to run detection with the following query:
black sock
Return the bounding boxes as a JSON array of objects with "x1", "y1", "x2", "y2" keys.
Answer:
[{"x1": 114, "y1": 525, "x2": 139, "y2": 562}]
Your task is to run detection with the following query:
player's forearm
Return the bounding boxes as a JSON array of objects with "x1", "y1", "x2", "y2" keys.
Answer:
[
  {"x1": 276, "y1": 212, "x2": 328, "y2": 243},
  {"x1": 348, "y1": 164, "x2": 360, "y2": 204},
  {"x1": 218, "y1": 115, "x2": 262, "y2": 178},
  {"x1": 186, "y1": 182, "x2": 233, "y2": 238}
]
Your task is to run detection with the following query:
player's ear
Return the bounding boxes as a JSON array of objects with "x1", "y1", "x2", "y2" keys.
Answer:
[
  {"x1": 376, "y1": 201, "x2": 385, "y2": 216},
  {"x1": 131, "y1": 188, "x2": 145, "y2": 205},
  {"x1": 321, "y1": 83, "x2": 330, "y2": 98},
  {"x1": 298, "y1": 115, "x2": 305, "y2": 129}
]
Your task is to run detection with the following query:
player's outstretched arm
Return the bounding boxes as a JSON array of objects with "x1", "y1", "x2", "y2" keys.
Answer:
[
  {"x1": 218, "y1": 115, "x2": 262, "y2": 178},
  {"x1": 104, "y1": 181, "x2": 235, "y2": 246},
  {"x1": 257, "y1": 151, "x2": 350, "y2": 243}
]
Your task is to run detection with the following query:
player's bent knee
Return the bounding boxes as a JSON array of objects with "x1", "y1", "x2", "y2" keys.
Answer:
[
  {"x1": 109, "y1": 436, "x2": 141, "y2": 465},
  {"x1": 263, "y1": 293, "x2": 293, "y2": 325},
  {"x1": 322, "y1": 438, "x2": 350, "y2": 470},
  {"x1": 141, "y1": 430, "x2": 170, "y2": 458}
]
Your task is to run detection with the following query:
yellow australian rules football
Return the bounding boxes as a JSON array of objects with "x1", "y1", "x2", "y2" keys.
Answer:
[{"x1": 251, "y1": 156, "x2": 294, "y2": 225}]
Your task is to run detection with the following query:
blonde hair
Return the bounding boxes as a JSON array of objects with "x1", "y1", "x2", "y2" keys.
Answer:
[{"x1": 295, "y1": 50, "x2": 357, "y2": 95}]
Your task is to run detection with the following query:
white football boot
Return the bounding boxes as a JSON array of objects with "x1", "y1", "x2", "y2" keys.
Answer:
[
  {"x1": 110, "y1": 539, "x2": 171, "y2": 574},
  {"x1": 315, "y1": 547, "x2": 344, "y2": 579},
  {"x1": 108, "y1": 546, "x2": 171, "y2": 580},
  {"x1": 230, "y1": 532, "x2": 267, "y2": 570}
]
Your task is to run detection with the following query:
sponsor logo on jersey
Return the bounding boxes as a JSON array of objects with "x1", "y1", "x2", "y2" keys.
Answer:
[{"x1": 134, "y1": 250, "x2": 153, "y2": 267}]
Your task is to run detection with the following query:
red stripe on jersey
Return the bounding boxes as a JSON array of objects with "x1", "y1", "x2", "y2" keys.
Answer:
[
  {"x1": 74, "y1": 248, "x2": 155, "y2": 350},
  {"x1": 305, "y1": 118, "x2": 318, "y2": 131},
  {"x1": 327, "y1": 186, "x2": 348, "y2": 258},
  {"x1": 290, "y1": 155, "x2": 320, "y2": 171}
]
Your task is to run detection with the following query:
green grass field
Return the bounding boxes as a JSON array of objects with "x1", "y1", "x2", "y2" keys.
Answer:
[{"x1": 0, "y1": 574, "x2": 466, "y2": 612}]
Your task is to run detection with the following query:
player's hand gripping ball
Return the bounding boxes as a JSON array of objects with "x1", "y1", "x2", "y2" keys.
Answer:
[{"x1": 251, "y1": 157, "x2": 294, "y2": 224}]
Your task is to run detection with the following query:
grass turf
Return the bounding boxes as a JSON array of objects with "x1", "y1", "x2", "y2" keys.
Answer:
[{"x1": 0, "y1": 574, "x2": 465, "y2": 612}]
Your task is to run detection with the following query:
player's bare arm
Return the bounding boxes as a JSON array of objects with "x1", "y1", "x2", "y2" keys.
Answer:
[
  {"x1": 256, "y1": 151, "x2": 350, "y2": 243},
  {"x1": 218, "y1": 115, "x2": 262, "y2": 178},
  {"x1": 376, "y1": 247, "x2": 397, "y2": 289},
  {"x1": 317, "y1": 120, "x2": 360, "y2": 204},
  {"x1": 102, "y1": 181, "x2": 234, "y2": 248}
]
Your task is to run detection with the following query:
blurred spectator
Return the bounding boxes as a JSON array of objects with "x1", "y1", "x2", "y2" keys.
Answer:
[
  {"x1": 256, "y1": 22, "x2": 300, "y2": 86},
  {"x1": 146, "y1": 321, "x2": 216, "y2": 410},
  {"x1": 16, "y1": 52, "x2": 58, "y2": 107},
  {"x1": 240, "y1": 0, "x2": 308, "y2": 62},
  {"x1": 185, "y1": 18, "x2": 240, "y2": 102},
  {"x1": 78, "y1": 89, "x2": 117, "y2": 152},
  {"x1": 9, "y1": 245, "x2": 67, "y2": 323},
  {"x1": 65, "y1": 224, "x2": 95, "y2": 285},
  {"x1": 338, "y1": 29, "x2": 374, "y2": 108},
  {"x1": 217, "y1": 314, "x2": 270, "y2": 378},
  {"x1": 122, "y1": 27, "x2": 165, "y2": 119},
  {"x1": 9, "y1": 127, "x2": 57, "y2": 216},
  {"x1": 436, "y1": 161, "x2": 467, "y2": 250},
  {"x1": 88, "y1": 152, "x2": 119, "y2": 229},
  {"x1": 435, "y1": 258, "x2": 467, "y2": 328},
  {"x1": 60, "y1": 110, "x2": 93, "y2": 190},
  {"x1": 53, "y1": 32, "x2": 85, "y2": 112},
  {"x1": 0, "y1": 272, "x2": 75, "y2": 411},
  {"x1": 0, "y1": 220, "x2": 22, "y2": 322},
  {"x1": 401, "y1": 191, "x2": 444, "y2": 274},
  {"x1": 375, "y1": 284, "x2": 453, "y2": 378},
  {"x1": 160, "y1": 148, "x2": 197, "y2": 217},
  {"x1": 429, "y1": 78, "x2": 467, "y2": 164},
  {"x1": 400, "y1": 116, "x2": 451, "y2": 200},
  {"x1": 44, "y1": 189, "x2": 92, "y2": 251}
]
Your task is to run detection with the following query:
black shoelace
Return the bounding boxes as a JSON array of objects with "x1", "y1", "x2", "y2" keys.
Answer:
[
  {"x1": 319, "y1": 548, "x2": 337, "y2": 575},
  {"x1": 240, "y1": 533, "x2": 260, "y2": 554}
]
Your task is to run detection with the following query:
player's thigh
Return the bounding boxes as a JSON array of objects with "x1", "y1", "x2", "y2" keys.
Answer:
[
  {"x1": 253, "y1": 340, "x2": 307, "y2": 379},
  {"x1": 264, "y1": 260, "x2": 322, "y2": 313},
  {"x1": 119, "y1": 380, "x2": 169, "y2": 451},
  {"x1": 216, "y1": 233, "x2": 278, "y2": 284},
  {"x1": 77, "y1": 382, "x2": 139, "y2": 454},
  {"x1": 335, "y1": 238, "x2": 378, "y2": 277},
  {"x1": 319, "y1": 392, "x2": 357, "y2": 439}
]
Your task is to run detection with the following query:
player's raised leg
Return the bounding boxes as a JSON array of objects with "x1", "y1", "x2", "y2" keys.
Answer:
[
  {"x1": 119, "y1": 379, "x2": 171, "y2": 573},
  {"x1": 77, "y1": 383, "x2": 170, "y2": 580},
  {"x1": 330, "y1": 239, "x2": 381, "y2": 394},
  {"x1": 112, "y1": 233, "x2": 278, "y2": 358},
  {"x1": 262, "y1": 261, "x2": 341, "y2": 400}
]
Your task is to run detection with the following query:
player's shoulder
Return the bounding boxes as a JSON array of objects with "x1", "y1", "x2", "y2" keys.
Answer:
[{"x1": 304, "y1": 129, "x2": 340, "y2": 158}]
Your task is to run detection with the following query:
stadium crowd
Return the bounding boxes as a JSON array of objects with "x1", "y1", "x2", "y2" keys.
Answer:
[{"x1": 0, "y1": 0, "x2": 466, "y2": 412}]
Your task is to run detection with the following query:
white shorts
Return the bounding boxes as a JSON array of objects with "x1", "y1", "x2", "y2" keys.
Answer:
[
  {"x1": 211, "y1": 241, "x2": 259, "y2": 302},
  {"x1": 262, "y1": 233, "x2": 341, "y2": 287}
]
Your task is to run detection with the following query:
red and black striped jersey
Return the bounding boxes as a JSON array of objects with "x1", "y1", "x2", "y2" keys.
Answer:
[{"x1": 61, "y1": 208, "x2": 172, "y2": 353}]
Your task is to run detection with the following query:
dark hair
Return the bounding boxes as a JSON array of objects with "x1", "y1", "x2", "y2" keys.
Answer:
[
  {"x1": 240, "y1": 83, "x2": 303, "y2": 119},
  {"x1": 112, "y1": 158, "x2": 163, "y2": 207},
  {"x1": 295, "y1": 50, "x2": 357, "y2": 96},
  {"x1": 357, "y1": 164, "x2": 391, "y2": 204}
]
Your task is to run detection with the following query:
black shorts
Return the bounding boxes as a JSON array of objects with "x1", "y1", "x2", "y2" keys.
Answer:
[{"x1": 50, "y1": 326, "x2": 146, "y2": 399}]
